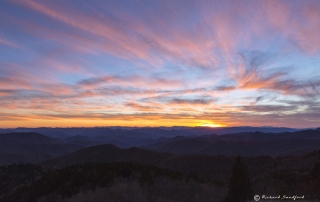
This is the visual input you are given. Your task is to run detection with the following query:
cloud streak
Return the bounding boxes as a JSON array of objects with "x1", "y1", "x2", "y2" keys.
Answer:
[
  {"x1": 0, "y1": 0, "x2": 319, "y2": 127},
  {"x1": 0, "y1": 37, "x2": 20, "y2": 48}
]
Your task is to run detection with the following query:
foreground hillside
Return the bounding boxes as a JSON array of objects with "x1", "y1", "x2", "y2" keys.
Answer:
[
  {"x1": 0, "y1": 162, "x2": 226, "y2": 202},
  {"x1": 1, "y1": 142, "x2": 319, "y2": 201},
  {"x1": 0, "y1": 132, "x2": 83, "y2": 165},
  {"x1": 1, "y1": 129, "x2": 320, "y2": 201},
  {"x1": 39, "y1": 144, "x2": 320, "y2": 198},
  {"x1": 40, "y1": 144, "x2": 174, "y2": 167}
]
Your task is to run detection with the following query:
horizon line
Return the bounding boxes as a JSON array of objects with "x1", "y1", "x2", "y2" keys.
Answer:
[{"x1": 0, "y1": 126, "x2": 317, "y2": 130}]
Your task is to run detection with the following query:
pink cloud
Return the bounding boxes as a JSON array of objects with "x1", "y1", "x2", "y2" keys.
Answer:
[
  {"x1": 1, "y1": 0, "x2": 319, "y2": 128},
  {"x1": 2, "y1": 108, "x2": 319, "y2": 128},
  {"x1": 230, "y1": 52, "x2": 320, "y2": 97},
  {"x1": 16, "y1": 0, "x2": 151, "y2": 60},
  {"x1": 12, "y1": 0, "x2": 224, "y2": 68},
  {"x1": 293, "y1": 3, "x2": 320, "y2": 54},
  {"x1": 12, "y1": 0, "x2": 320, "y2": 70},
  {"x1": 261, "y1": 0, "x2": 320, "y2": 54},
  {"x1": 0, "y1": 37, "x2": 20, "y2": 49}
]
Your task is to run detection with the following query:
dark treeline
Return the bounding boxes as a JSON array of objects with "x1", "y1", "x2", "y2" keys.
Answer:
[
  {"x1": 1, "y1": 158, "x2": 320, "y2": 201},
  {"x1": 1, "y1": 162, "x2": 225, "y2": 202}
]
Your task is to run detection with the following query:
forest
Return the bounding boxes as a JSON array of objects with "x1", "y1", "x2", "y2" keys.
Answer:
[{"x1": 1, "y1": 155, "x2": 319, "y2": 202}]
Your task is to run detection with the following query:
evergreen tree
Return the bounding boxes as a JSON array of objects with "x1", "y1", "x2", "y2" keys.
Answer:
[
  {"x1": 310, "y1": 162, "x2": 320, "y2": 201},
  {"x1": 224, "y1": 156, "x2": 253, "y2": 202}
]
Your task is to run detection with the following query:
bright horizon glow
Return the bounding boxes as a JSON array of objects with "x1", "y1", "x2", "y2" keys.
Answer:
[
  {"x1": 195, "y1": 120, "x2": 227, "y2": 128},
  {"x1": 0, "y1": 0, "x2": 320, "y2": 128},
  {"x1": 198, "y1": 124, "x2": 227, "y2": 128}
]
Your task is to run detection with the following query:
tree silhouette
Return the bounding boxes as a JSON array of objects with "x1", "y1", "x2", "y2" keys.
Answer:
[
  {"x1": 310, "y1": 162, "x2": 320, "y2": 200},
  {"x1": 224, "y1": 156, "x2": 253, "y2": 202}
]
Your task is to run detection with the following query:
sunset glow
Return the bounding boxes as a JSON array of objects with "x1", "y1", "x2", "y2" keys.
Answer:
[
  {"x1": 198, "y1": 123, "x2": 227, "y2": 128},
  {"x1": 0, "y1": 0, "x2": 320, "y2": 128}
]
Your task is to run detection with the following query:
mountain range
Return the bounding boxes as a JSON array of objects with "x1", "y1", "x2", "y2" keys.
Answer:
[
  {"x1": 0, "y1": 127, "x2": 319, "y2": 165},
  {"x1": 0, "y1": 127, "x2": 320, "y2": 201},
  {"x1": 0, "y1": 132, "x2": 83, "y2": 165},
  {"x1": 0, "y1": 126, "x2": 304, "y2": 149},
  {"x1": 144, "y1": 128, "x2": 320, "y2": 156}
]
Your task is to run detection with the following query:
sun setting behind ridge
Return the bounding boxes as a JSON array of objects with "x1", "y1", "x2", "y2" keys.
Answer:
[{"x1": 0, "y1": 0, "x2": 319, "y2": 128}]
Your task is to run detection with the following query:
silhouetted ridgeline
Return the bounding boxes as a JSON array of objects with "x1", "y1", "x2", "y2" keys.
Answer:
[
  {"x1": 0, "y1": 128, "x2": 320, "y2": 165},
  {"x1": 1, "y1": 128, "x2": 320, "y2": 165},
  {"x1": 144, "y1": 129, "x2": 320, "y2": 156},
  {"x1": 1, "y1": 128, "x2": 320, "y2": 201},
  {"x1": 0, "y1": 132, "x2": 83, "y2": 165},
  {"x1": 0, "y1": 126, "x2": 300, "y2": 145},
  {"x1": 0, "y1": 126, "x2": 300, "y2": 137}
]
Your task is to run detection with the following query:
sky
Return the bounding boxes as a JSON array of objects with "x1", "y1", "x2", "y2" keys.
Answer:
[{"x1": 0, "y1": 0, "x2": 320, "y2": 128}]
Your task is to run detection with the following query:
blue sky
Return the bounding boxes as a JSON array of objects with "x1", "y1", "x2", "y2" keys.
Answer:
[{"x1": 0, "y1": 0, "x2": 319, "y2": 128}]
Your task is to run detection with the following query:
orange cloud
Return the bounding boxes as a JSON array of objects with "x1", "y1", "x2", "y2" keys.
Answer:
[
  {"x1": 1, "y1": 0, "x2": 319, "y2": 128},
  {"x1": 1, "y1": 107, "x2": 319, "y2": 128}
]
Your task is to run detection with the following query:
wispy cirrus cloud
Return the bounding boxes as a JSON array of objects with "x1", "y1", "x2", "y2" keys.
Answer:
[
  {"x1": 0, "y1": 0, "x2": 320, "y2": 128},
  {"x1": 125, "y1": 101, "x2": 161, "y2": 112},
  {"x1": 168, "y1": 98, "x2": 215, "y2": 105},
  {"x1": 239, "y1": 105, "x2": 298, "y2": 113},
  {"x1": 1, "y1": 107, "x2": 319, "y2": 128},
  {"x1": 78, "y1": 75, "x2": 184, "y2": 89},
  {"x1": 227, "y1": 51, "x2": 320, "y2": 98},
  {"x1": 0, "y1": 37, "x2": 20, "y2": 49},
  {"x1": 263, "y1": 1, "x2": 320, "y2": 55}
]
